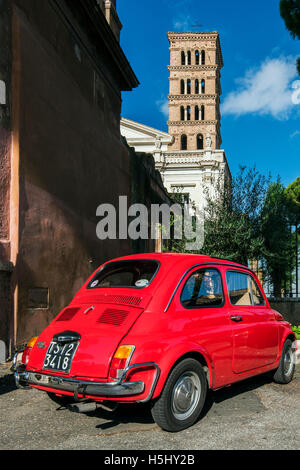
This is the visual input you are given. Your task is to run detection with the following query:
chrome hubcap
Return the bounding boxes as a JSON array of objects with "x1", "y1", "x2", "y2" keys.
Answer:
[
  {"x1": 283, "y1": 346, "x2": 294, "y2": 376},
  {"x1": 171, "y1": 372, "x2": 201, "y2": 421}
]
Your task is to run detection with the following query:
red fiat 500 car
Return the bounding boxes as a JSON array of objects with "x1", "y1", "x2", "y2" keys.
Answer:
[{"x1": 13, "y1": 253, "x2": 296, "y2": 432}]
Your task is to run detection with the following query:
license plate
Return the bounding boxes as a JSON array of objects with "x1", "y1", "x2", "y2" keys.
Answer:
[{"x1": 43, "y1": 341, "x2": 79, "y2": 373}]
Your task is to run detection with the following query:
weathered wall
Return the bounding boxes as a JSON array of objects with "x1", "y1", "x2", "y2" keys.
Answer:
[
  {"x1": 12, "y1": 0, "x2": 133, "y2": 344},
  {"x1": 0, "y1": 0, "x2": 12, "y2": 261},
  {"x1": 269, "y1": 299, "x2": 300, "y2": 326},
  {"x1": 0, "y1": 262, "x2": 13, "y2": 347}
]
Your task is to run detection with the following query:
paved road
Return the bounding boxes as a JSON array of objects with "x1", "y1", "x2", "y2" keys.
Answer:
[{"x1": 0, "y1": 363, "x2": 299, "y2": 450}]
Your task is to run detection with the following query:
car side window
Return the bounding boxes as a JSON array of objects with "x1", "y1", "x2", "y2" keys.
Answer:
[
  {"x1": 250, "y1": 277, "x2": 265, "y2": 306},
  {"x1": 181, "y1": 268, "x2": 224, "y2": 308},
  {"x1": 226, "y1": 271, "x2": 265, "y2": 306}
]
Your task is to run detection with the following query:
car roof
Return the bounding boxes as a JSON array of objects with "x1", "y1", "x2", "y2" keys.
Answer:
[{"x1": 107, "y1": 252, "x2": 249, "y2": 271}]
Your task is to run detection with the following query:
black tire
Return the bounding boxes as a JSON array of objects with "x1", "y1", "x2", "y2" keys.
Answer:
[
  {"x1": 151, "y1": 358, "x2": 207, "y2": 432},
  {"x1": 272, "y1": 339, "x2": 295, "y2": 384},
  {"x1": 46, "y1": 392, "x2": 76, "y2": 407}
]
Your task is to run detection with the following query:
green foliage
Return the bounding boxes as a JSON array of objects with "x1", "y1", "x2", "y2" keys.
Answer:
[
  {"x1": 202, "y1": 166, "x2": 270, "y2": 265},
  {"x1": 280, "y1": 0, "x2": 300, "y2": 74},
  {"x1": 291, "y1": 325, "x2": 300, "y2": 339},
  {"x1": 261, "y1": 181, "x2": 294, "y2": 296},
  {"x1": 285, "y1": 176, "x2": 300, "y2": 224},
  {"x1": 280, "y1": 0, "x2": 300, "y2": 40}
]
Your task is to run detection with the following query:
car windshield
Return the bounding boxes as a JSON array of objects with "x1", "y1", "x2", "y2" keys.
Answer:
[{"x1": 87, "y1": 260, "x2": 160, "y2": 289}]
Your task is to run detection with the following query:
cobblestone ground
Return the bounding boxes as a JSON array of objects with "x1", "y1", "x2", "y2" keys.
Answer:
[{"x1": 0, "y1": 363, "x2": 299, "y2": 450}]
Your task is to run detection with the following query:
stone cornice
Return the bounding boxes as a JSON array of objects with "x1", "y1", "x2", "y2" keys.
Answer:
[
  {"x1": 168, "y1": 65, "x2": 218, "y2": 71},
  {"x1": 156, "y1": 149, "x2": 227, "y2": 170},
  {"x1": 168, "y1": 120, "x2": 218, "y2": 126},
  {"x1": 52, "y1": 0, "x2": 139, "y2": 91},
  {"x1": 167, "y1": 31, "x2": 219, "y2": 41},
  {"x1": 168, "y1": 94, "x2": 218, "y2": 101}
]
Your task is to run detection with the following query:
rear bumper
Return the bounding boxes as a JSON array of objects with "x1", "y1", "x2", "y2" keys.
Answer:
[{"x1": 13, "y1": 360, "x2": 160, "y2": 402}]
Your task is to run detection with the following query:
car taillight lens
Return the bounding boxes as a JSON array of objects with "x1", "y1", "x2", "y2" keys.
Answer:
[
  {"x1": 21, "y1": 337, "x2": 38, "y2": 365},
  {"x1": 109, "y1": 345, "x2": 135, "y2": 381}
]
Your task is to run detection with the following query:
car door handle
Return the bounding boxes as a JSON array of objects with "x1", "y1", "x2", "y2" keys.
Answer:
[{"x1": 230, "y1": 316, "x2": 243, "y2": 323}]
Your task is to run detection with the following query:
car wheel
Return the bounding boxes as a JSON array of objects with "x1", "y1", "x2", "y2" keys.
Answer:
[
  {"x1": 151, "y1": 358, "x2": 207, "y2": 432},
  {"x1": 46, "y1": 392, "x2": 76, "y2": 407},
  {"x1": 272, "y1": 339, "x2": 295, "y2": 384}
]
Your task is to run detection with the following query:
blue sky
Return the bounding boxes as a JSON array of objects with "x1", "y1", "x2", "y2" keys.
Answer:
[{"x1": 118, "y1": 0, "x2": 300, "y2": 187}]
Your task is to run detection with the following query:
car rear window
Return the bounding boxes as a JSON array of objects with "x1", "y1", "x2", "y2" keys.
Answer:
[{"x1": 87, "y1": 260, "x2": 160, "y2": 289}]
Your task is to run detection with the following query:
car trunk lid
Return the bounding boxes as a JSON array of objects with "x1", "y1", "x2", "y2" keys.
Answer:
[{"x1": 29, "y1": 291, "x2": 152, "y2": 379}]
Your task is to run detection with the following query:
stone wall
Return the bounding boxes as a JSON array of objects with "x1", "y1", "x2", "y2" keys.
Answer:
[
  {"x1": 269, "y1": 299, "x2": 300, "y2": 326},
  {"x1": 0, "y1": 262, "x2": 13, "y2": 355}
]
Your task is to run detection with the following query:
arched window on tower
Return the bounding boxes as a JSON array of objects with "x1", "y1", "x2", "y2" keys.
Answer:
[
  {"x1": 201, "y1": 79, "x2": 205, "y2": 94},
  {"x1": 197, "y1": 134, "x2": 204, "y2": 150},
  {"x1": 195, "y1": 106, "x2": 199, "y2": 121},
  {"x1": 180, "y1": 106, "x2": 185, "y2": 121},
  {"x1": 181, "y1": 134, "x2": 187, "y2": 150},
  {"x1": 187, "y1": 51, "x2": 191, "y2": 65},
  {"x1": 195, "y1": 79, "x2": 199, "y2": 94},
  {"x1": 181, "y1": 51, "x2": 186, "y2": 65},
  {"x1": 201, "y1": 50, "x2": 205, "y2": 65},
  {"x1": 201, "y1": 105, "x2": 205, "y2": 120},
  {"x1": 181, "y1": 79, "x2": 185, "y2": 95},
  {"x1": 187, "y1": 106, "x2": 191, "y2": 121},
  {"x1": 187, "y1": 79, "x2": 191, "y2": 94},
  {"x1": 195, "y1": 50, "x2": 200, "y2": 65}
]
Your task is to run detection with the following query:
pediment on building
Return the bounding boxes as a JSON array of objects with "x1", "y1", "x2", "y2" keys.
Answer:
[{"x1": 121, "y1": 117, "x2": 173, "y2": 143}]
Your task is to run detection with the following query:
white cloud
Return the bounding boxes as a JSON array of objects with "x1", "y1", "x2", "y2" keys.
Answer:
[
  {"x1": 290, "y1": 130, "x2": 300, "y2": 139},
  {"x1": 222, "y1": 57, "x2": 298, "y2": 120},
  {"x1": 173, "y1": 14, "x2": 193, "y2": 31},
  {"x1": 156, "y1": 99, "x2": 169, "y2": 118}
]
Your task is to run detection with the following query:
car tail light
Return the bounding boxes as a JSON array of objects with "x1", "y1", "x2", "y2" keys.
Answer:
[
  {"x1": 109, "y1": 345, "x2": 135, "y2": 381},
  {"x1": 21, "y1": 336, "x2": 38, "y2": 365}
]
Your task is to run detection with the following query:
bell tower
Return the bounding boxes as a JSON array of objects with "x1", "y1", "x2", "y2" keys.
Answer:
[{"x1": 167, "y1": 31, "x2": 223, "y2": 152}]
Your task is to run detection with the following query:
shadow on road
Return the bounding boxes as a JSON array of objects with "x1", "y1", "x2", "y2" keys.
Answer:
[
  {"x1": 0, "y1": 372, "x2": 17, "y2": 396},
  {"x1": 72, "y1": 372, "x2": 274, "y2": 431}
]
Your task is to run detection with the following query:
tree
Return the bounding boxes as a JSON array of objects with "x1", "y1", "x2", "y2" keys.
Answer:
[
  {"x1": 261, "y1": 181, "x2": 294, "y2": 296},
  {"x1": 280, "y1": 0, "x2": 300, "y2": 74},
  {"x1": 202, "y1": 166, "x2": 270, "y2": 266},
  {"x1": 285, "y1": 177, "x2": 300, "y2": 295}
]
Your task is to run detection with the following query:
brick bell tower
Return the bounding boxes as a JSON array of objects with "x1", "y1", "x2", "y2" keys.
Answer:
[{"x1": 167, "y1": 31, "x2": 223, "y2": 152}]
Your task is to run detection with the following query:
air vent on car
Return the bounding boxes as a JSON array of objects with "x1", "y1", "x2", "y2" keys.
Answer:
[
  {"x1": 56, "y1": 308, "x2": 80, "y2": 322},
  {"x1": 96, "y1": 308, "x2": 130, "y2": 326},
  {"x1": 97, "y1": 295, "x2": 142, "y2": 306}
]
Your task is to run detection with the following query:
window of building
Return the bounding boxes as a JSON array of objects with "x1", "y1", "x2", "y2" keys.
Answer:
[
  {"x1": 180, "y1": 106, "x2": 185, "y2": 121},
  {"x1": 195, "y1": 106, "x2": 199, "y2": 121},
  {"x1": 181, "y1": 268, "x2": 224, "y2": 308},
  {"x1": 201, "y1": 105, "x2": 205, "y2": 120},
  {"x1": 201, "y1": 79, "x2": 205, "y2": 94},
  {"x1": 197, "y1": 134, "x2": 203, "y2": 150},
  {"x1": 195, "y1": 79, "x2": 199, "y2": 94},
  {"x1": 181, "y1": 134, "x2": 187, "y2": 150},
  {"x1": 195, "y1": 50, "x2": 200, "y2": 65},
  {"x1": 181, "y1": 51, "x2": 186, "y2": 65},
  {"x1": 181, "y1": 79, "x2": 185, "y2": 95},
  {"x1": 187, "y1": 79, "x2": 191, "y2": 94},
  {"x1": 187, "y1": 51, "x2": 191, "y2": 65},
  {"x1": 201, "y1": 50, "x2": 205, "y2": 65},
  {"x1": 187, "y1": 106, "x2": 191, "y2": 121}
]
